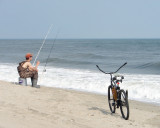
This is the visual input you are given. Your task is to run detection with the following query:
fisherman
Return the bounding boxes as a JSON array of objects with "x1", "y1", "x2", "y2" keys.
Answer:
[{"x1": 17, "y1": 53, "x2": 40, "y2": 88}]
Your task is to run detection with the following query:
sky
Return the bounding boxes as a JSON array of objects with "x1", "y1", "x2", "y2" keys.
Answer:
[{"x1": 0, "y1": 0, "x2": 160, "y2": 39}]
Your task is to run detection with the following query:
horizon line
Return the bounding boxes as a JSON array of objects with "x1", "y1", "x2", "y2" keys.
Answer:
[{"x1": 0, "y1": 37, "x2": 160, "y2": 40}]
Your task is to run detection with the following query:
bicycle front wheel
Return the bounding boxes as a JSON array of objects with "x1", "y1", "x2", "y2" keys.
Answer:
[
  {"x1": 108, "y1": 85, "x2": 116, "y2": 113},
  {"x1": 120, "y1": 89, "x2": 129, "y2": 120}
]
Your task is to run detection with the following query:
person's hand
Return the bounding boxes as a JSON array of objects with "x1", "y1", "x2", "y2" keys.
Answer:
[
  {"x1": 36, "y1": 61, "x2": 40, "y2": 65},
  {"x1": 35, "y1": 61, "x2": 40, "y2": 71},
  {"x1": 33, "y1": 67, "x2": 38, "y2": 72}
]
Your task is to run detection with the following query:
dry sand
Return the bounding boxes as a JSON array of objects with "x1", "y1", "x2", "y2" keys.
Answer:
[{"x1": 0, "y1": 80, "x2": 160, "y2": 128}]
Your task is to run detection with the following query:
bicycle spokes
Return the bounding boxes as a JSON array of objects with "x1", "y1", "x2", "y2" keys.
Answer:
[
  {"x1": 120, "y1": 90, "x2": 129, "y2": 120},
  {"x1": 108, "y1": 86, "x2": 116, "y2": 113}
]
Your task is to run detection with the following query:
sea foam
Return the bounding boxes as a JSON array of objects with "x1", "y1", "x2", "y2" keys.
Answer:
[{"x1": 0, "y1": 63, "x2": 160, "y2": 105}]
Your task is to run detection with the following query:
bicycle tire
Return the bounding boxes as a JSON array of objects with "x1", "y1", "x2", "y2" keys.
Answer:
[
  {"x1": 119, "y1": 89, "x2": 129, "y2": 120},
  {"x1": 108, "y1": 85, "x2": 116, "y2": 113}
]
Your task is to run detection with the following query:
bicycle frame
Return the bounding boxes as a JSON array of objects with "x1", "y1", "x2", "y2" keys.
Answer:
[{"x1": 96, "y1": 62, "x2": 129, "y2": 120}]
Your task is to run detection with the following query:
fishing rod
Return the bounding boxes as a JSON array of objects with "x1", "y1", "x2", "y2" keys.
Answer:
[
  {"x1": 38, "y1": 31, "x2": 59, "y2": 84},
  {"x1": 33, "y1": 24, "x2": 53, "y2": 66},
  {"x1": 43, "y1": 30, "x2": 59, "y2": 72}
]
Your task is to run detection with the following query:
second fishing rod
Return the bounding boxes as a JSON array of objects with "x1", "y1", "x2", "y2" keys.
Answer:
[
  {"x1": 33, "y1": 24, "x2": 59, "y2": 72},
  {"x1": 43, "y1": 31, "x2": 59, "y2": 72}
]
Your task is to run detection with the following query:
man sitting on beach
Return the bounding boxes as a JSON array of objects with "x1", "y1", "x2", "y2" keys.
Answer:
[{"x1": 17, "y1": 53, "x2": 40, "y2": 88}]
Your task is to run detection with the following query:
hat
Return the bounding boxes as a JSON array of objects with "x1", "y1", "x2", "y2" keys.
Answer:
[{"x1": 25, "y1": 53, "x2": 33, "y2": 59}]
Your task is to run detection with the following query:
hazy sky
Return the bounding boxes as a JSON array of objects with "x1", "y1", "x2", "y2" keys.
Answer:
[{"x1": 0, "y1": 0, "x2": 160, "y2": 39}]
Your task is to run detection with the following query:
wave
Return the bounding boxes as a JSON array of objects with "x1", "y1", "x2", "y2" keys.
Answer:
[
  {"x1": 40, "y1": 53, "x2": 106, "y2": 63},
  {"x1": 40, "y1": 57, "x2": 97, "y2": 65},
  {"x1": 0, "y1": 63, "x2": 160, "y2": 105},
  {"x1": 136, "y1": 62, "x2": 160, "y2": 69},
  {"x1": 75, "y1": 53, "x2": 106, "y2": 59}
]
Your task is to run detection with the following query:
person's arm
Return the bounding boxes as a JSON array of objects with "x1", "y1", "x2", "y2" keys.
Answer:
[
  {"x1": 34, "y1": 61, "x2": 40, "y2": 72},
  {"x1": 27, "y1": 61, "x2": 39, "y2": 71},
  {"x1": 28, "y1": 62, "x2": 35, "y2": 71},
  {"x1": 35, "y1": 61, "x2": 40, "y2": 70}
]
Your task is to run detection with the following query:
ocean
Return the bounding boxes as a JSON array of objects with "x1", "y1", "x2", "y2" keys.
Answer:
[{"x1": 0, "y1": 39, "x2": 160, "y2": 105}]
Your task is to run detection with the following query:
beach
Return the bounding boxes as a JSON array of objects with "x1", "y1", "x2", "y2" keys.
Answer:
[
  {"x1": 1, "y1": 0, "x2": 160, "y2": 127},
  {"x1": 0, "y1": 80, "x2": 160, "y2": 128}
]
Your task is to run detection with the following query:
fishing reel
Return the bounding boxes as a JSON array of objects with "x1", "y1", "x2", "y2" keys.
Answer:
[{"x1": 43, "y1": 69, "x2": 46, "y2": 72}]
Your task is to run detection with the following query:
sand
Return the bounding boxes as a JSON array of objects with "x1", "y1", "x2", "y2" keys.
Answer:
[{"x1": 0, "y1": 80, "x2": 160, "y2": 128}]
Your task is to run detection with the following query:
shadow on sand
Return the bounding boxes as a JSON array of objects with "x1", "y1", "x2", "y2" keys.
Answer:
[
  {"x1": 89, "y1": 107, "x2": 120, "y2": 118},
  {"x1": 88, "y1": 107, "x2": 110, "y2": 115}
]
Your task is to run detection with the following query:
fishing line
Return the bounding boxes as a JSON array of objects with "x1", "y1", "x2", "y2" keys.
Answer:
[
  {"x1": 43, "y1": 30, "x2": 59, "y2": 72},
  {"x1": 33, "y1": 24, "x2": 53, "y2": 66},
  {"x1": 38, "y1": 30, "x2": 59, "y2": 84}
]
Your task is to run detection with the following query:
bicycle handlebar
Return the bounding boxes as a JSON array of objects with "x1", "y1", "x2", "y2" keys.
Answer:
[
  {"x1": 96, "y1": 65, "x2": 112, "y2": 74},
  {"x1": 114, "y1": 62, "x2": 127, "y2": 73},
  {"x1": 96, "y1": 62, "x2": 127, "y2": 74}
]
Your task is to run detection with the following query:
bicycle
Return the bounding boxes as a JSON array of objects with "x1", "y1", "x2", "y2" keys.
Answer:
[{"x1": 96, "y1": 62, "x2": 129, "y2": 120}]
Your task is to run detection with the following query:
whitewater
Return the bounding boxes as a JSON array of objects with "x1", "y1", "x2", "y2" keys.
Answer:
[{"x1": 0, "y1": 63, "x2": 160, "y2": 105}]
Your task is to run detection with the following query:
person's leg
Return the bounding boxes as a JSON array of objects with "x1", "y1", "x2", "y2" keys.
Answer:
[
  {"x1": 32, "y1": 71, "x2": 40, "y2": 88},
  {"x1": 31, "y1": 71, "x2": 40, "y2": 88},
  {"x1": 25, "y1": 71, "x2": 40, "y2": 88}
]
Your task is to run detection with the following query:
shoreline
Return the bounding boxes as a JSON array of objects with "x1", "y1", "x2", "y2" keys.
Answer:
[
  {"x1": 41, "y1": 84, "x2": 160, "y2": 107},
  {"x1": 0, "y1": 80, "x2": 160, "y2": 128}
]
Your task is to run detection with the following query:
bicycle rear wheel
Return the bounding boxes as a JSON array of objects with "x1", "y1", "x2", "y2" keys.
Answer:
[
  {"x1": 120, "y1": 89, "x2": 129, "y2": 120},
  {"x1": 108, "y1": 85, "x2": 116, "y2": 113}
]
